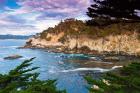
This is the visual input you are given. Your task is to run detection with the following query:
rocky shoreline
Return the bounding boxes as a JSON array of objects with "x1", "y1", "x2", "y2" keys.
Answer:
[
  {"x1": 22, "y1": 44, "x2": 140, "y2": 62},
  {"x1": 22, "y1": 30, "x2": 140, "y2": 57},
  {"x1": 22, "y1": 41, "x2": 140, "y2": 56},
  {"x1": 20, "y1": 44, "x2": 140, "y2": 71},
  {"x1": 21, "y1": 19, "x2": 140, "y2": 65}
]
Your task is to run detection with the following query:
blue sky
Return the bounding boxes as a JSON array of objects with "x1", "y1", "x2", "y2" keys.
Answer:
[{"x1": 0, "y1": 0, "x2": 91, "y2": 35}]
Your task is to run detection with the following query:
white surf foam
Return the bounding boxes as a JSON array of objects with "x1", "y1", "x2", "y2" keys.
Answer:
[
  {"x1": 112, "y1": 66, "x2": 123, "y2": 69},
  {"x1": 90, "y1": 57, "x2": 97, "y2": 60},
  {"x1": 60, "y1": 65, "x2": 123, "y2": 73},
  {"x1": 61, "y1": 68, "x2": 110, "y2": 73}
]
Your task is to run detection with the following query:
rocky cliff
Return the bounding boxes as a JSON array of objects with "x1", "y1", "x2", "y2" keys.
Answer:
[{"x1": 24, "y1": 19, "x2": 140, "y2": 55}]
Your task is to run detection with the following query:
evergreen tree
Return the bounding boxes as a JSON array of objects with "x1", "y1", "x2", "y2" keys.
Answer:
[
  {"x1": 0, "y1": 58, "x2": 66, "y2": 93},
  {"x1": 87, "y1": 0, "x2": 140, "y2": 25},
  {"x1": 85, "y1": 62, "x2": 140, "y2": 93}
]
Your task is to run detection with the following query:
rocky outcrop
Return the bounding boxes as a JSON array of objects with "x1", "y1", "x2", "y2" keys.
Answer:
[
  {"x1": 65, "y1": 33, "x2": 140, "y2": 55},
  {"x1": 24, "y1": 32, "x2": 140, "y2": 56},
  {"x1": 25, "y1": 32, "x2": 65, "y2": 48},
  {"x1": 4, "y1": 55, "x2": 23, "y2": 60},
  {"x1": 24, "y1": 19, "x2": 140, "y2": 56}
]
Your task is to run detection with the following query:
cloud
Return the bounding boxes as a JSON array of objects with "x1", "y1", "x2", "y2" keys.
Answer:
[
  {"x1": 0, "y1": 0, "x2": 91, "y2": 35},
  {"x1": 17, "y1": 0, "x2": 91, "y2": 18}
]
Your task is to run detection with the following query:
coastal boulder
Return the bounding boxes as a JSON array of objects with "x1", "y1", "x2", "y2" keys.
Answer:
[{"x1": 4, "y1": 55, "x2": 23, "y2": 60}]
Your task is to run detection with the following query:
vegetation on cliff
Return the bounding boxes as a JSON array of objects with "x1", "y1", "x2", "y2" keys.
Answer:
[{"x1": 38, "y1": 18, "x2": 140, "y2": 42}]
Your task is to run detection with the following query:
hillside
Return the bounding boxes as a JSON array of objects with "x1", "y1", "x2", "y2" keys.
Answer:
[{"x1": 24, "y1": 18, "x2": 140, "y2": 56}]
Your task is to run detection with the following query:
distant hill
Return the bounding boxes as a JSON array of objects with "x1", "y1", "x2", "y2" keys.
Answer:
[{"x1": 0, "y1": 35, "x2": 32, "y2": 39}]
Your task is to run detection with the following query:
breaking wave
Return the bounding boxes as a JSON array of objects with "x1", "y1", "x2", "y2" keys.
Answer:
[{"x1": 60, "y1": 66, "x2": 123, "y2": 73}]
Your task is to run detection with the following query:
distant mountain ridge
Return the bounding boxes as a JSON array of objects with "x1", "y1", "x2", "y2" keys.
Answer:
[{"x1": 0, "y1": 35, "x2": 32, "y2": 39}]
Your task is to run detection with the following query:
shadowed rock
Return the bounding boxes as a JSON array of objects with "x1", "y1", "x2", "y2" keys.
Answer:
[{"x1": 4, "y1": 55, "x2": 23, "y2": 60}]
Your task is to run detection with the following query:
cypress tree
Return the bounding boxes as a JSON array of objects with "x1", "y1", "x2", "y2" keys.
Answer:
[
  {"x1": 87, "y1": 0, "x2": 140, "y2": 25},
  {"x1": 0, "y1": 58, "x2": 66, "y2": 93},
  {"x1": 85, "y1": 62, "x2": 140, "y2": 93}
]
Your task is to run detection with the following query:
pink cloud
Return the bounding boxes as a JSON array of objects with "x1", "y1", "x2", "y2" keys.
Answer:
[{"x1": 18, "y1": 0, "x2": 91, "y2": 15}]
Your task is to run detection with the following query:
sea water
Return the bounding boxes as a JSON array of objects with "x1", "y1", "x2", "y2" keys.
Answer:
[{"x1": 0, "y1": 39, "x2": 109, "y2": 93}]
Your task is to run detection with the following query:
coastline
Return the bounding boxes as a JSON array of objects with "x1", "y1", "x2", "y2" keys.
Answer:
[
  {"x1": 22, "y1": 44, "x2": 140, "y2": 57},
  {"x1": 21, "y1": 46, "x2": 140, "y2": 68},
  {"x1": 20, "y1": 19, "x2": 140, "y2": 68},
  {"x1": 20, "y1": 46, "x2": 140, "y2": 62}
]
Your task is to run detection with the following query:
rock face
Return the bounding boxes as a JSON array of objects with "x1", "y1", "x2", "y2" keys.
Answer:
[
  {"x1": 66, "y1": 33, "x2": 140, "y2": 55},
  {"x1": 25, "y1": 32, "x2": 140, "y2": 55},
  {"x1": 24, "y1": 19, "x2": 140, "y2": 56},
  {"x1": 25, "y1": 32, "x2": 64, "y2": 48}
]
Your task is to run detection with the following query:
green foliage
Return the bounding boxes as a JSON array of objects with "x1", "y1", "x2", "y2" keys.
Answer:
[
  {"x1": 40, "y1": 31, "x2": 48, "y2": 39},
  {"x1": 138, "y1": 34, "x2": 140, "y2": 40},
  {"x1": 40, "y1": 19, "x2": 86, "y2": 36},
  {"x1": 87, "y1": 0, "x2": 140, "y2": 26},
  {"x1": 36, "y1": 18, "x2": 140, "y2": 43},
  {"x1": 87, "y1": 0, "x2": 140, "y2": 20},
  {"x1": 0, "y1": 58, "x2": 66, "y2": 93},
  {"x1": 85, "y1": 62, "x2": 140, "y2": 93}
]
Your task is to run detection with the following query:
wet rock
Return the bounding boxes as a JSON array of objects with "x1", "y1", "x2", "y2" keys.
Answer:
[
  {"x1": 4, "y1": 55, "x2": 23, "y2": 60},
  {"x1": 103, "y1": 56, "x2": 120, "y2": 62}
]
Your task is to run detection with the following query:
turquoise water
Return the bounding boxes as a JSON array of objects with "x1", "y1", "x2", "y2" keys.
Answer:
[{"x1": 0, "y1": 39, "x2": 104, "y2": 93}]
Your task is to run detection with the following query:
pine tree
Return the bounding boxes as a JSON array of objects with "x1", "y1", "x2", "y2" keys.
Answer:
[
  {"x1": 85, "y1": 62, "x2": 140, "y2": 93},
  {"x1": 0, "y1": 58, "x2": 66, "y2": 93},
  {"x1": 87, "y1": 0, "x2": 140, "y2": 25}
]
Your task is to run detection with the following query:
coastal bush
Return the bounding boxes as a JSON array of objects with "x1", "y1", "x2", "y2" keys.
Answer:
[
  {"x1": 138, "y1": 34, "x2": 140, "y2": 41},
  {"x1": 40, "y1": 32, "x2": 47, "y2": 39},
  {"x1": 85, "y1": 62, "x2": 140, "y2": 93},
  {"x1": 79, "y1": 46, "x2": 91, "y2": 52},
  {"x1": 0, "y1": 58, "x2": 66, "y2": 93}
]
